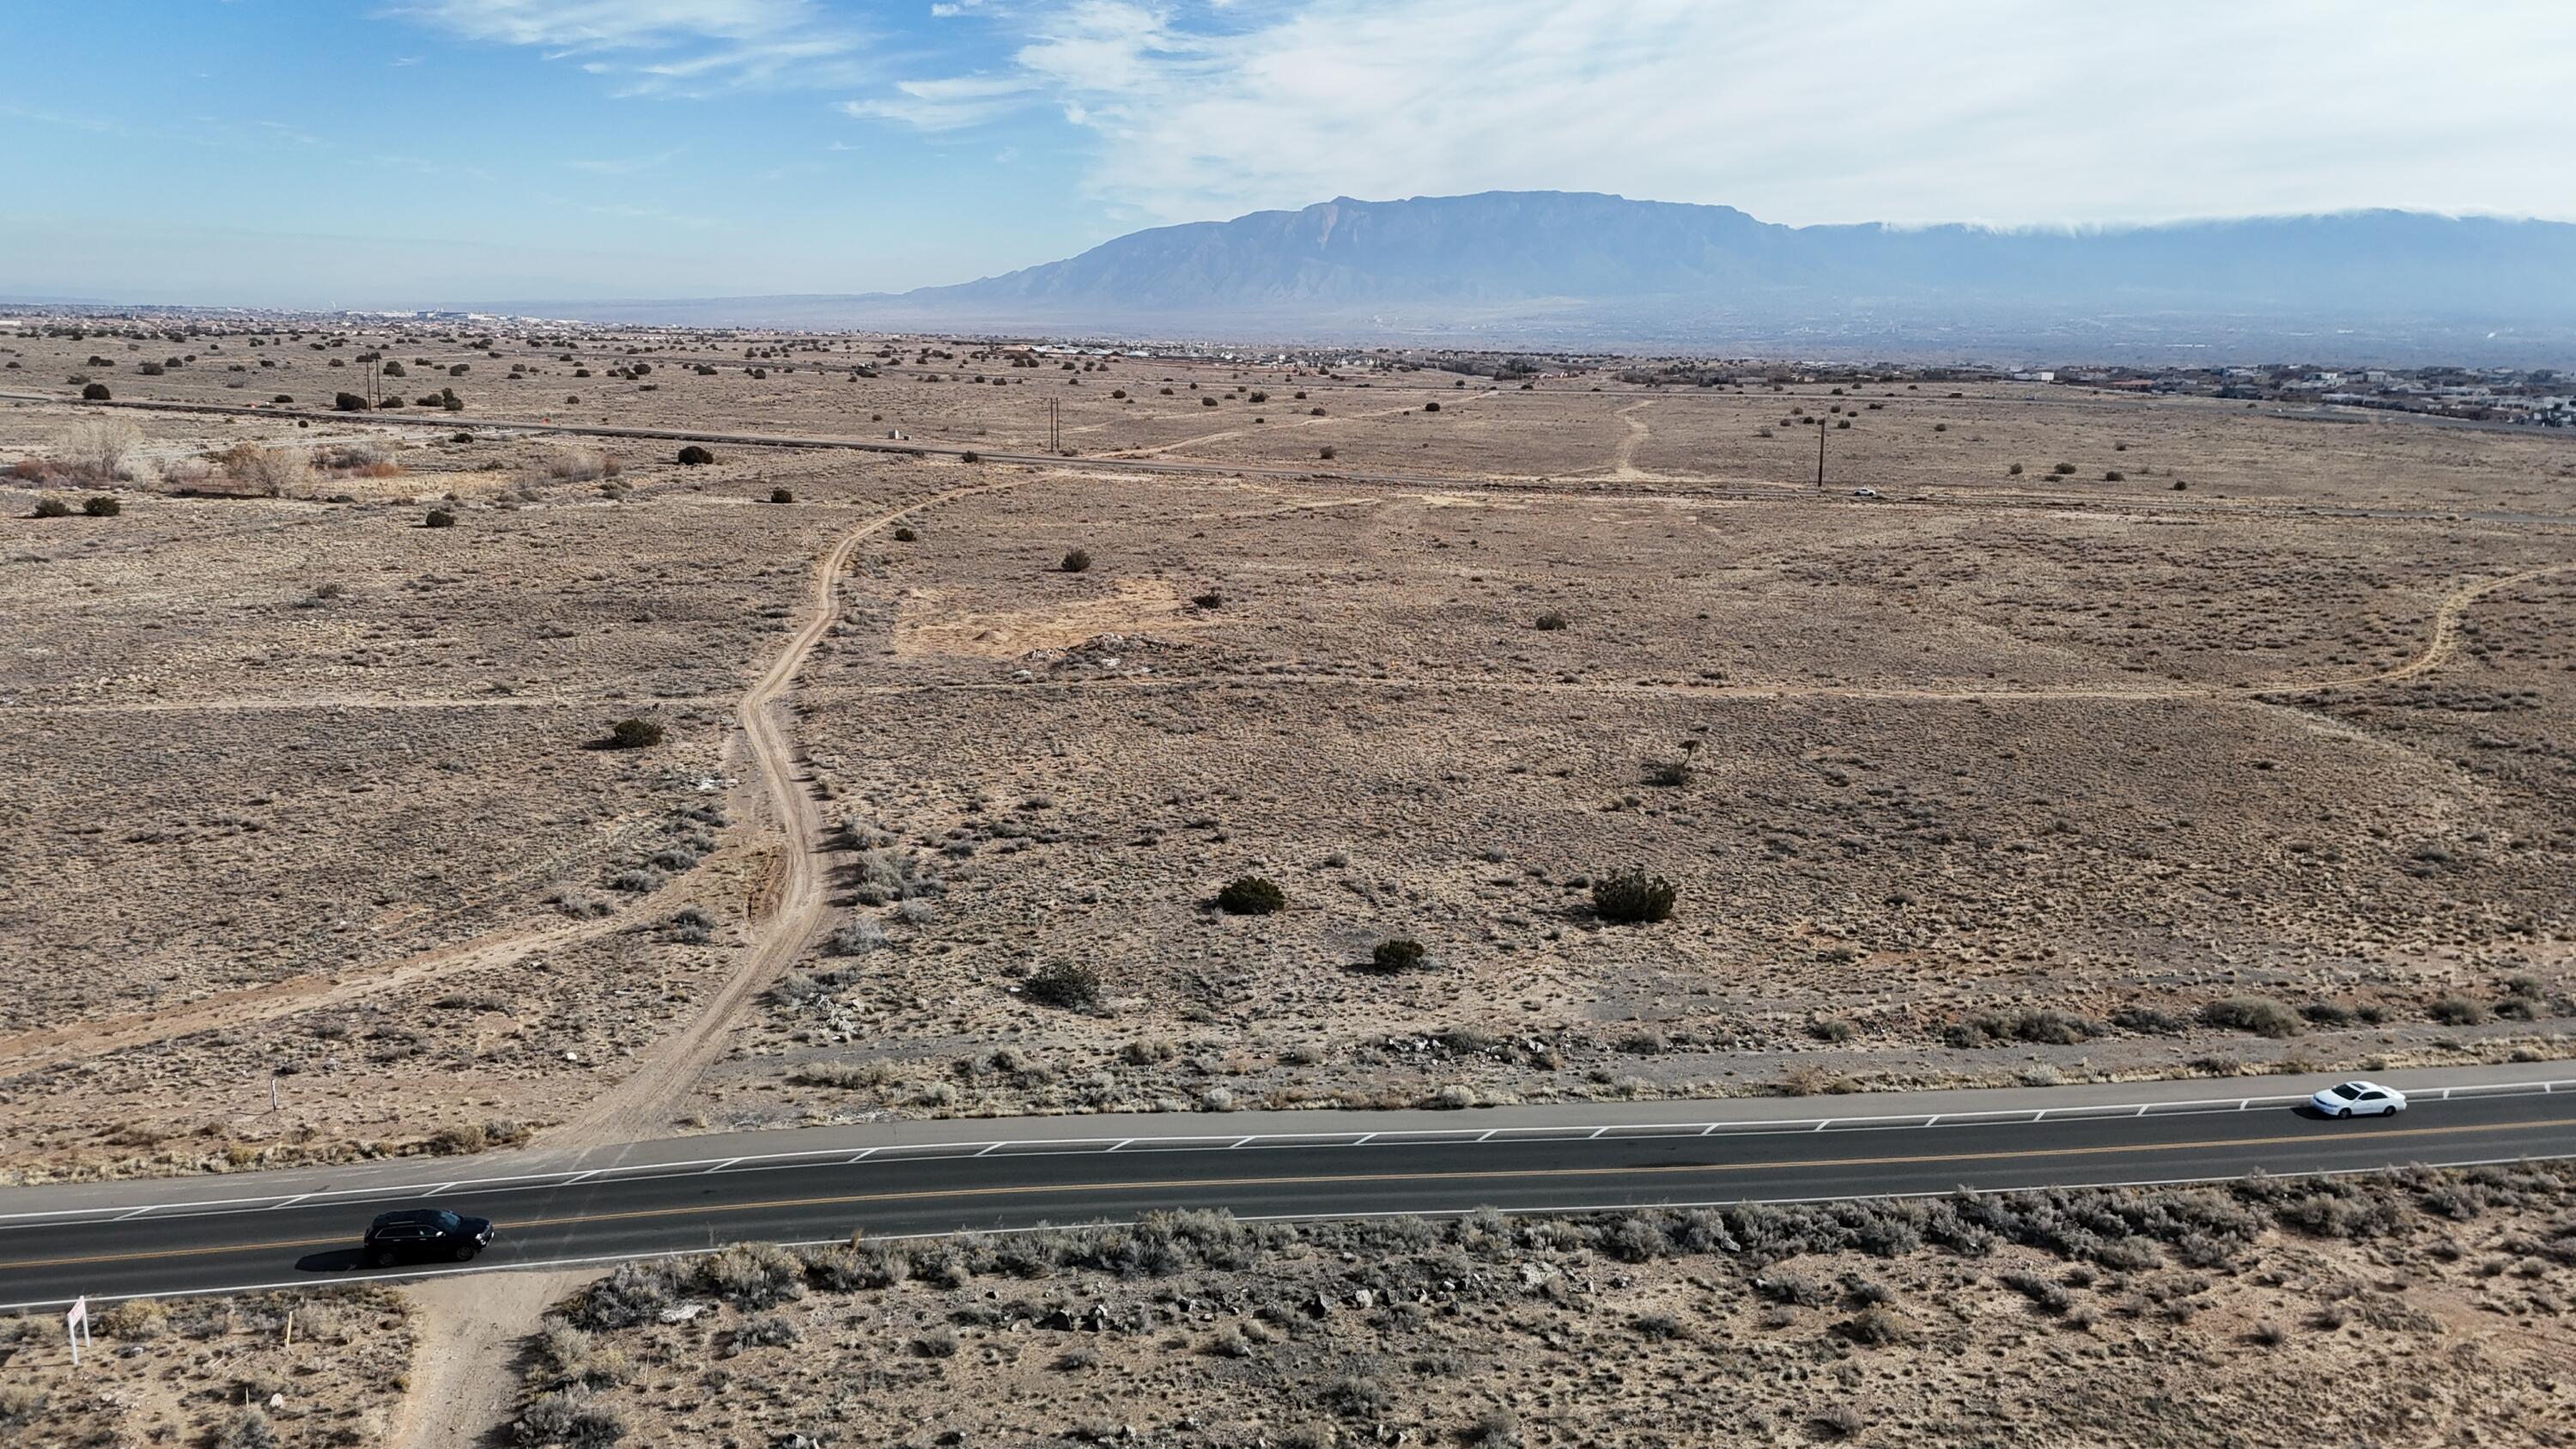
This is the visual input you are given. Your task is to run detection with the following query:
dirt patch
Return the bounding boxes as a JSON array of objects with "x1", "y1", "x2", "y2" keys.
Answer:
[
  {"x1": 896, "y1": 575, "x2": 1195, "y2": 659},
  {"x1": 390, "y1": 1270, "x2": 582, "y2": 1449}
]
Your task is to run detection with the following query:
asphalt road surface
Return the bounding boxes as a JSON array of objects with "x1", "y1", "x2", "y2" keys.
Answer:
[{"x1": 4, "y1": 1084, "x2": 2571, "y2": 1308}]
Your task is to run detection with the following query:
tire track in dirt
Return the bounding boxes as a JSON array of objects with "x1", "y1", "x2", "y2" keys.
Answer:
[
  {"x1": 0, "y1": 693, "x2": 727, "y2": 716},
  {"x1": 1604, "y1": 399, "x2": 1656, "y2": 478},
  {"x1": 1100, "y1": 390, "x2": 1498, "y2": 460},
  {"x1": 539, "y1": 483, "x2": 1014, "y2": 1152},
  {"x1": 847, "y1": 561, "x2": 2576, "y2": 710},
  {"x1": 2274, "y1": 561, "x2": 2576, "y2": 692},
  {"x1": 0, "y1": 915, "x2": 626, "y2": 1081}
]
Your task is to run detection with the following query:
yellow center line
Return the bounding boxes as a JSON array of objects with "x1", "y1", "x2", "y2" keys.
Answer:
[{"x1": 7, "y1": 1112, "x2": 2567, "y2": 1274}]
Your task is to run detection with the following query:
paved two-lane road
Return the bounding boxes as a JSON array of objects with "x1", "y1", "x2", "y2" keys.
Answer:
[{"x1": 4, "y1": 1076, "x2": 2571, "y2": 1309}]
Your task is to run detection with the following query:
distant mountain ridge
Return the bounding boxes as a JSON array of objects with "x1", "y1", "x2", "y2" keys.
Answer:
[{"x1": 514, "y1": 192, "x2": 2576, "y2": 361}]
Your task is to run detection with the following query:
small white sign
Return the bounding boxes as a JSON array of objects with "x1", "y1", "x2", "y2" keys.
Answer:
[{"x1": 66, "y1": 1296, "x2": 92, "y2": 1367}]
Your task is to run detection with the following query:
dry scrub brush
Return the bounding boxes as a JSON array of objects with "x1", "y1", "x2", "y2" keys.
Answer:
[{"x1": 59, "y1": 417, "x2": 145, "y2": 481}]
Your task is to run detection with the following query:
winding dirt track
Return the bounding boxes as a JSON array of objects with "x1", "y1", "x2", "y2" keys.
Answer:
[
  {"x1": 1604, "y1": 399, "x2": 1656, "y2": 478},
  {"x1": 0, "y1": 488, "x2": 999, "y2": 1089},
  {"x1": 538, "y1": 483, "x2": 1009, "y2": 1152}
]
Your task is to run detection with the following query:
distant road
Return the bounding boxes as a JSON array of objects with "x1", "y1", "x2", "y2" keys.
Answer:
[
  {"x1": 3, "y1": 1069, "x2": 2569, "y2": 1309},
  {"x1": 7, "y1": 389, "x2": 2569, "y2": 526}
]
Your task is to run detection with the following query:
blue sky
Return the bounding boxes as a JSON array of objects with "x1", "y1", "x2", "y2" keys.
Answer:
[{"x1": 4, "y1": 1, "x2": 2572, "y2": 307}]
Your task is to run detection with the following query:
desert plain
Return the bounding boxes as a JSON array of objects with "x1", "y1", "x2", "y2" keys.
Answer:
[{"x1": 0, "y1": 317, "x2": 2572, "y2": 1445}]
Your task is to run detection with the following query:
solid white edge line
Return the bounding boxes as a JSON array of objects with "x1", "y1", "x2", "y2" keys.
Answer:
[
  {"x1": 3, "y1": 1077, "x2": 2567, "y2": 1226},
  {"x1": 9, "y1": 1148, "x2": 2567, "y2": 1314}
]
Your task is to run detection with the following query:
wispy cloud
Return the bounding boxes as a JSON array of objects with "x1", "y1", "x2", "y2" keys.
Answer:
[
  {"x1": 838, "y1": 74, "x2": 1028, "y2": 131},
  {"x1": 840, "y1": 0, "x2": 2576, "y2": 228},
  {"x1": 391, "y1": 0, "x2": 872, "y2": 93}
]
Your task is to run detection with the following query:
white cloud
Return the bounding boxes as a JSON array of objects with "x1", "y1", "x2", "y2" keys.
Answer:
[
  {"x1": 848, "y1": 0, "x2": 2576, "y2": 227},
  {"x1": 840, "y1": 74, "x2": 1030, "y2": 131},
  {"x1": 393, "y1": 0, "x2": 870, "y2": 92}
]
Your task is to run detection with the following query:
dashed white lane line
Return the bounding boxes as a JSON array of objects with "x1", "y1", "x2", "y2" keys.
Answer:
[
  {"x1": 13, "y1": 1148, "x2": 2563, "y2": 1315},
  {"x1": 6, "y1": 1077, "x2": 2568, "y2": 1227}
]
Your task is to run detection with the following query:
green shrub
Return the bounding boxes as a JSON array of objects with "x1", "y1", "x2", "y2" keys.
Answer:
[
  {"x1": 891, "y1": 525, "x2": 918, "y2": 542},
  {"x1": 2200, "y1": 996, "x2": 2300, "y2": 1038},
  {"x1": 1594, "y1": 869, "x2": 1677, "y2": 924},
  {"x1": 1024, "y1": 960, "x2": 1103, "y2": 1012},
  {"x1": 1060, "y1": 548, "x2": 1092, "y2": 573},
  {"x1": 1368, "y1": 938, "x2": 1427, "y2": 973},
  {"x1": 2428, "y1": 996, "x2": 2487, "y2": 1026},
  {"x1": 605, "y1": 717, "x2": 665, "y2": 749},
  {"x1": 2050, "y1": 461, "x2": 2076, "y2": 476},
  {"x1": 424, "y1": 508, "x2": 456, "y2": 527},
  {"x1": 769, "y1": 486, "x2": 794, "y2": 503},
  {"x1": 1216, "y1": 876, "x2": 1287, "y2": 915},
  {"x1": 677, "y1": 444, "x2": 714, "y2": 466},
  {"x1": 83, "y1": 495, "x2": 121, "y2": 517},
  {"x1": 31, "y1": 496, "x2": 71, "y2": 518},
  {"x1": 1534, "y1": 610, "x2": 1570, "y2": 630},
  {"x1": 334, "y1": 392, "x2": 366, "y2": 411}
]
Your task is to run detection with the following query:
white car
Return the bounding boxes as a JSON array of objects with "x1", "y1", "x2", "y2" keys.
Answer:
[
  {"x1": 1850, "y1": 487, "x2": 1880, "y2": 499},
  {"x1": 2311, "y1": 1081, "x2": 2407, "y2": 1117}
]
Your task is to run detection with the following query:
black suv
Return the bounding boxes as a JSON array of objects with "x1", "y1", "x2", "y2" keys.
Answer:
[{"x1": 362, "y1": 1209, "x2": 494, "y2": 1266}]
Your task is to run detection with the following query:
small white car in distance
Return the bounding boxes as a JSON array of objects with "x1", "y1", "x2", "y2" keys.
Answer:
[
  {"x1": 2311, "y1": 1080, "x2": 2407, "y2": 1117},
  {"x1": 1850, "y1": 487, "x2": 1880, "y2": 499}
]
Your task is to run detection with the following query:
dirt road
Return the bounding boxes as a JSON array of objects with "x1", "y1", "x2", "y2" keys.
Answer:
[{"x1": 540, "y1": 483, "x2": 1012, "y2": 1151}]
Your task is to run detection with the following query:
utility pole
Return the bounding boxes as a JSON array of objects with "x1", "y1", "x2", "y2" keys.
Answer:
[{"x1": 1816, "y1": 414, "x2": 1826, "y2": 489}]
